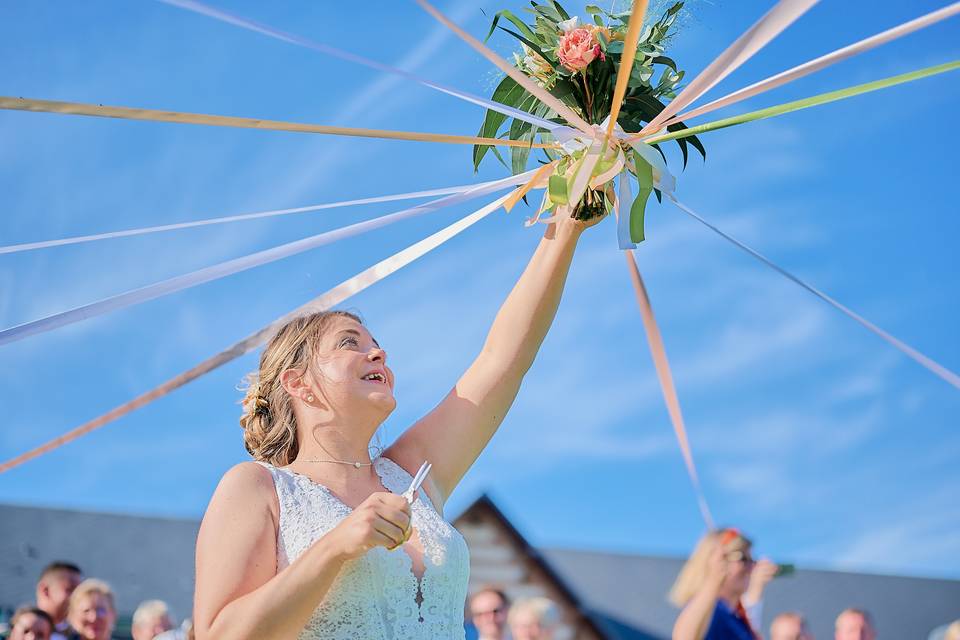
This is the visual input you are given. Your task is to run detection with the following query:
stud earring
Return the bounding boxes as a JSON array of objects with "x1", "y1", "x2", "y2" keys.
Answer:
[{"x1": 306, "y1": 394, "x2": 315, "y2": 403}]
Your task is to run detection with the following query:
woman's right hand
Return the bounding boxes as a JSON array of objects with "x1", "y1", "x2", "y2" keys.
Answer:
[
  {"x1": 326, "y1": 492, "x2": 412, "y2": 559},
  {"x1": 704, "y1": 540, "x2": 728, "y2": 589}
]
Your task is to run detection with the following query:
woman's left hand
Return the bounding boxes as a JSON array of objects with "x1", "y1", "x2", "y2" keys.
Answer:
[{"x1": 744, "y1": 558, "x2": 778, "y2": 605}]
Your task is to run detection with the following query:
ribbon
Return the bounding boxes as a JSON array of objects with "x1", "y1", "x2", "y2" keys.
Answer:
[
  {"x1": 663, "y1": 2, "x2": 960, "y2": 127},
  {"x1": 636, "y1": 0, "x2": 820, "y2": 138},
  {"x1": 0, "y1": 179, "x2": 532, "y2": 256},
  {"x1": 0, "y1": 193, "x2": 512, "y2": 474},
  {"x1": 156, "y1": 0, "x2": 561, "y2": 132},
  {"x1": 504, "y1": 161, "x2": 557, "y2": 213},
  {"x1": 669, "y1": 195, "x2": 960, "y2": 391},
  {"x1": 0, "y1": 96, "x2": 558, "y2": 149},
  {"x1": 643, "y1": 60, "x2": 960, "y2": 145},
  {"x1": 625, "y1": 250, "x2": 716, "y2": 529},
  {"x1": 414, "y1": 0, "x2": 595, "y2": 138},
  {"x1": 605, "y1": 0, "x2": 650, "y2": 139},
  {"x1": 0, "y1": 169, "x2": 536, "y2": 347}
]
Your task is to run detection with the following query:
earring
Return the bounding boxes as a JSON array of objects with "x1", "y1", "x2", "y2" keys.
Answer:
[{"x1": 306, "y1": 394, "x2": 315, "y2": 403}]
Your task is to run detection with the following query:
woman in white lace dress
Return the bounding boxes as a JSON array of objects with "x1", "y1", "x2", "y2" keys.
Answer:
[{"x1": 192, "y1": 212, "x2": 600, "y2": 640}]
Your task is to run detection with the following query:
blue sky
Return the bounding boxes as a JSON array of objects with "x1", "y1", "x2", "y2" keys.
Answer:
[{"x1": 1, "y1": 0, "x2": 958, "y2": 581}]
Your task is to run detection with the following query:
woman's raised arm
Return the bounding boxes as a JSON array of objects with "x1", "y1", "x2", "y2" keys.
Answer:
[{"x1": 390, "y1": 214, "x2": 598, "y2": 506}]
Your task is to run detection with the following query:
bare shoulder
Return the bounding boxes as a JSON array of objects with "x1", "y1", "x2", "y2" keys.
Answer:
[{"x1": 204, "y1": 461, "x2": 278, "y2": 522}]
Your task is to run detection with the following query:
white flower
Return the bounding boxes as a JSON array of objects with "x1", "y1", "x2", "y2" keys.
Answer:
[{"x1": 557, "y1": 16, "x2": 579, "y2": 32}]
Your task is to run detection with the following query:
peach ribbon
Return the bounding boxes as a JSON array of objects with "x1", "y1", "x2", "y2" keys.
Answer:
[
  {"x1": 0, "y1": 194, "x2": 512, "y2": 474},
  {"x1": 0, "y1": 96, "x2": 558, "y2": 149}
]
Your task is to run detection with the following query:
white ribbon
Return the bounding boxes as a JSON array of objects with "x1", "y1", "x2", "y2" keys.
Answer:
[
  {"x1": 0, "y1": 193, "x2": 511, "y2": 474},
  {"x1": 157, "y1": 0, "x2": 561, "y2": 133},
  {"x1": 0, "y1": 169, "x2": 535, "y2": 346},
  {"x1": 0, "y1": 179, "x2": 528, "y2": 256},
  {"x1": 669, "y1": 194, "x2": 960, "y2": 390},
  {"x1": 664, "y1": 2, "x2": 960, "y2": 127},
  {"x1": 638, "y1": 0, "x2": 820, "y2": 137}
]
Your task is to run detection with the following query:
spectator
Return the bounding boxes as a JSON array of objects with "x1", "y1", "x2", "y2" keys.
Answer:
[
  {"x1": 508, "y1": 597, "x2": 561, "y2": 640},
  {"x1": 469, "y1": 587, "x2": 511, "y2": 640},
  {"x1": 669, "y1": 528, "x2": 778, "y2": 640},
  {"x1": 131, "y1": 601, "x2": 174, "y2": 640},
  {"x1": 8, "y1": 606, "x2": 54, "y2": 640},
  {"x1": 35, "y1": 562, "x2": 82, "y2": 640},
  {"x1": 835, "y1": 609, "x2": 876, "y2": 640},
  {"x1": 65, "y1": 579, "x2": 116, "y2": 640},
  {"x1": 945, "y1": 621, "x2": 960, "y2": 640},
  {"x1": 771, "y1": 612, "x2": 813, "y2": 640}
]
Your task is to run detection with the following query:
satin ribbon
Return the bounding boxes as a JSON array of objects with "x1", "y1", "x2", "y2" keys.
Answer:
[
  {"x1": 642, "y1": 60, "x2": 960, "y2": 146},
  {"x1": 414, "y1": 0, "x2": 595, "y2": 138},
  {"x1": 605, "y1": 0, "x2": 650, "y2": 139},
  {"x1": 0, "y1": 193, "x2": 512, "y2": 475},
  {"x1": 0, "y1": 179, "x2": 532, "y2": 256},
  {"x1": 625, "y1": 250, "x2": 716, "y2": 529},
  {"x1": 0, "y1": 169, "x2": 536, "y2": 347},
  {"x1": 636, "y1": 0, "x2": 820, "y2": 138},
  {"x1": 156, "y1": 0, "x2": 561, "y2": 132},
  {"x1": 663, "y1": 2, "x2": 960, "y2": 127},
  {"x1": 669, "y1": 195, "x2": 960, "y2": 391},
  {"x1": 0, "y1": 96, "x2": 557, "y2": 149}
]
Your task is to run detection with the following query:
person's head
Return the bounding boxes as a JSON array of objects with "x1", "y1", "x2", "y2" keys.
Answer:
[
  {"x1": 132, "y1": 600, "x2": 174, "y2": 640},
  {"x1": 771, "y1": 612, "x2": 813, "y2": 640},
  {"x1": 944, "y1": 620, "x2": 960, "y2": 640},
  {"x1": 669, "y1": 527, "x2": 755, "y2": 606},
  {"x1": 835, "y1": 608, "x2": 876, "y2": 640},
  {"x1": 67, "y1": 579, "x2": 117, "y2": 640},
  {"x1": 469, "y1": 587, "x2": 511, "y2": 639},
  {"x1": 9, "y1": 606, "x2": 54, "y2": 640},
  {"x1": 35, "y1": 561, "x2": 82, "y2": 624},
  {"x1": 508, "y1": 597, "x2": 562, "y2": 640},
  {"x1": 239, "y1": 310, "x2": 395, "y2": 465}
]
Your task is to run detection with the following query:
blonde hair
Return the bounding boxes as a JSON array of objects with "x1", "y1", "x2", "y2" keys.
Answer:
[
  {"x1": 668, "y1": 528, "x2": 752, "y2": 607},
  {"x1": 240, "y1": 310, "x2": 362, "y2": 465},
  {"x1": 508, "y1": 597, "x2": 561, "y2": 629},
  {"x1": 68, "y1": 578, "x2": 116, "y2": 615},
  {"x1": 944, "y1": 620, "x2": 960, "y2": 640},
  {"x1": 132, "y1": 599, "x2": 171, "y2": 627}
]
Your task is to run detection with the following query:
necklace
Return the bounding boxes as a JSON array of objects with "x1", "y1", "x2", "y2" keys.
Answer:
[
  {"x1": 302, "y1": 445, "x2": 383, "y2": 469},
  {"x1": 303, "y1": 457, "x2": 373, "y2": 469}
]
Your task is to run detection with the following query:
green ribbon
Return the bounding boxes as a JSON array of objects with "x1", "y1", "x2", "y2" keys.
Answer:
[
  {"x1": 646, "y1": 60, "x2": 960, "y2": 144},
  {"x1": 630, "y1": 152, "x2": 654, "y2": 243}
]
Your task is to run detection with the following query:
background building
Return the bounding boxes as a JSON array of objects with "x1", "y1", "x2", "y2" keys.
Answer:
[{"x1": 3, "y1": 498, "x2": 958, "y2": 639}]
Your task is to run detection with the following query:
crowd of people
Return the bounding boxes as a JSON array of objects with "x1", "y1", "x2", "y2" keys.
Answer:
[{"x1": 2, "y1": 562, "x2": 191, "y2": 640}]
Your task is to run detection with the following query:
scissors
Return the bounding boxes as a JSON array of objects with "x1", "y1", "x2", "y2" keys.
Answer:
[{"x1": 403, "y1": 460, "x2": 432, "y2": 504}]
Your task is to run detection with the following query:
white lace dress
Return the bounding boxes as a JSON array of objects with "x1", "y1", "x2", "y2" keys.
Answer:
[{"x1": 257, "y1": 457, "x2": 470, "y2": 639}]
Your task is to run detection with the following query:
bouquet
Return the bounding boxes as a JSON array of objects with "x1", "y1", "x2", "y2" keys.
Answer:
[{"x1": 473, "y1": 1, "x2": 705, "y2": 241}]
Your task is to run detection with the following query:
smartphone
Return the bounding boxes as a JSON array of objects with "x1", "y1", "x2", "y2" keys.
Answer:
[{"x1": 774, "y1": 563, "x2": 796, "y2": 578}]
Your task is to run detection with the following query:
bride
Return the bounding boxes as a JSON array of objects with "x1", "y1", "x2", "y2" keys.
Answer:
[{"x1": 193, "y1": 211, "x2": 600, "y2": 639}]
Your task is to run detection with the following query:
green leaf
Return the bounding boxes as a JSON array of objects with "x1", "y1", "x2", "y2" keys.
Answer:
[
  {"x1": 606, "y1": 40, "x2": 625, "y2": 54},
  {"x1": 652, "y1": 56, "x2": 678, "y2": 72},
  {"x1": 585, "y1": 5, "x2": 602, "y2": 15},
  {"x1": 548, "y1": 0, "x2": 570, "y2": 20},
  {"x1": 473, "y1": 76, "x2": 526, "y2": 171},
  {"x1": 485, "y1": 9, "x2": 538, "y2": 44},
  {"x1": 498, "y1": 26, "x2": 552, "y2": 64}
]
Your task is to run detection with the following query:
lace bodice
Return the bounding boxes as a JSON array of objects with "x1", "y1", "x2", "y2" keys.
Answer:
[{"x1": 257, "y1": 457, "x2": 470, "y2": 639}]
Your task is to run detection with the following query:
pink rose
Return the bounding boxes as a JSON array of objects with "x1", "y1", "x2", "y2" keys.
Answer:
[{"x1": 557, "y1": 27, "x2": 602, "y2": 72}]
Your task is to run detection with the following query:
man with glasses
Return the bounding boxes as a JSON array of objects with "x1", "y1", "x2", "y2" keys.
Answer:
[{"x1": 469, "y1": 587, "x2": 511, "y2": 640}]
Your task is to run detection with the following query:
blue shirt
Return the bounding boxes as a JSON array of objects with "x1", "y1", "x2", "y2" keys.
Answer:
[{"x1": 704, "y1": 600, "x2": 755, "y2": 640}]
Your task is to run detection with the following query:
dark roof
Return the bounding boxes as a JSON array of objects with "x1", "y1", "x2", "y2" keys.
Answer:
[
  {"x1": 0, "y1": 503, "x2": 198, "y2": 618},
  {"x1": 542, "y1": 548, "x2": 960, "y2": 640}
]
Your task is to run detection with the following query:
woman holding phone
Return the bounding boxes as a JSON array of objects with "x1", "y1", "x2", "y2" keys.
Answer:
[{"x1": 670, "y1": 528, "x2": 779, "y2": 640}]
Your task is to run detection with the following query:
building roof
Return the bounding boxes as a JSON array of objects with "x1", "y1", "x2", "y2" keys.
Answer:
[{"x1": 3, "y1": 499, "x2": 959, "y2": 640}]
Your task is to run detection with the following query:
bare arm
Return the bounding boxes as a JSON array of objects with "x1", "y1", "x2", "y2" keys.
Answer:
[
  {"x1": 194, "y1": 463, "x2": 411, "y2": 640},
  {"x1": 389, "y1": 215, "x2": 595, "y2": 505},
  {"x1": 673, "y1": 545, "x2": 725, "y2": 640}
]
